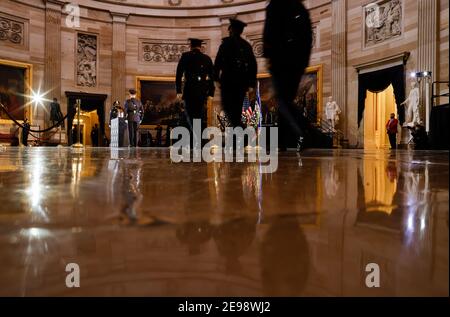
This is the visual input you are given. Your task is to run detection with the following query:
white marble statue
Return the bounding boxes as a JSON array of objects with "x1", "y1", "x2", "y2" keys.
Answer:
[
  {"x1": 401, "y1": 81, "x2": 422, "y2": 127},
  {"x1": 325, "y1": 96, "x2": 341, "y2": 131}
]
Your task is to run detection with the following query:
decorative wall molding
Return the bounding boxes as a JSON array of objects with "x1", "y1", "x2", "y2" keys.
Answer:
[
  {"x1": 139, "y1": 39, "x2": 209, "y2": 63},
  {"x1": 363, "y1": 0, "x2": 403, "y2": 48},
  {"x1": 0, "y1": 13, "x2": 28, "y2": 48},
  {"x1": 247, "y1": 34, "x2": 263, "y2": 58},
  {"x1": 168, "y1": 0, "x2": 182, "y2": 6},
  {"x1": 110, "y1": 12, "x2": 129, "y2": 23},
  {"x1": 76, "y1": 33, "x2": 98, "y2": 87},
  {"x1": 354, "y1": 52, "x2": 410, "y2": 74}
]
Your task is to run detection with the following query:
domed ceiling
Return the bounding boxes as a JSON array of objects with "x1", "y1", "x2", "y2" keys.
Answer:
[
  {"x1": 96, "y1": 0, "x2": 264, "y2": 9},
  {"x1": 79, "y1": 0, "x2": 267, "y2": 16},
  {"x1": 73, "y1": 0, "x2": 267, "y2": 20}
]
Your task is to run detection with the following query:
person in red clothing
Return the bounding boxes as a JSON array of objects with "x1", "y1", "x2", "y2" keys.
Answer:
[{"x1": 386, "y1": 113, "x2": 399, "y2": 149}]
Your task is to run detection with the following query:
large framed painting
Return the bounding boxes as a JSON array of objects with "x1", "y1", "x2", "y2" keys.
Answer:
[
  {"x1": 136, "y1": 76, "x2": 181, "y2": 126},
  {"x1": 0, "y1": 59, "x2": 32, "y2": 122},
  {"x1": 257, "y1": 64, "x2": 323, "y2": 124}
]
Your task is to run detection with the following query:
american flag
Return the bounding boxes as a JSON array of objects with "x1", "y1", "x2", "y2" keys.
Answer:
[
  {"x1": 255, "y1": 81, "x2": 262, "y2": 129},
  {"x1": 241, "y1": 93, "x2": 252, "y2": 126},
  {"x1": 241, "y1": 81, "x2": 262, "y2": 128}
]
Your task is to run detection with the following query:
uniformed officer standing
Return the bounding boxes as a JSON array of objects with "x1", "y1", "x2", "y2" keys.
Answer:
[
  {"x1": 124, "y1": 89, "x2": 144, "y2": 147},
  {"x1": 214, "y1": 18, "x2": 257, "y2": 128},
  {"x1": 109, "y1": 100, "x2": 123, "y2": 126},
  {"x1": 176, "y1": 38, "x2": 215, "y2": 143},
  {"x1": 50, "y1": 97, "x2": 64, "y2": 128},
  {"x1": 263, "y1": 0, "x2": 313, "y2": 152}
]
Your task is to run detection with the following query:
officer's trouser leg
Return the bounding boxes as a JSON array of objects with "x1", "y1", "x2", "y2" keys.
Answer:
[
  {"x1": 221, "y1": 85, "x2": 247, "y2": 128},
  {"x1": 128, "y1": 121, "x2": 138, "y2": 147},
  {"x1": 271, "y1": 69, "x2": 304, "y2": 148},
  {"x1": 185, "y1": 93, "x2": 207, "y2": 146}
]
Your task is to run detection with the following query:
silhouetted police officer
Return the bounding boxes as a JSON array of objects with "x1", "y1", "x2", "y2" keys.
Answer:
[
  {"x1": 50, "y1": 97, "x2": 64, "y2": 128},
  {"x1": 214, "y1": 18, "x2": 257, "y2": 128},
  {"x1": 22, "y1": 118, "x2": 30, "y2": 146},
  {"x1": 124, "y1": 89, "x2": 144, "y2": 147},
  {"x1": 264, "y1": 0, "x2": 313, "y2": 152},
  {"x1": 176, "y1": 38, "x2": 215, "y2": 135}
]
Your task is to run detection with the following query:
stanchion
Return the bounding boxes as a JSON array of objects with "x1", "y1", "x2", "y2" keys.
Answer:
[{"x1": 72, "y1": 99, "x2": 84, "y2": 149}]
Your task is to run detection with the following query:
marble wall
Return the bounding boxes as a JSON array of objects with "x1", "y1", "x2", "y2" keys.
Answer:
[
  {"x1": 439, "y1": 0, "x2": 449, "y2": 100},
  {"x1": 0, "y1": 0, "x2": 447, "y2": 147}
]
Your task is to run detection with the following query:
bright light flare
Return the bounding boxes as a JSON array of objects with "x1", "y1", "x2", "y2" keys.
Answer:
[
  {"x1": 31, "y1": 90, "x2": 45, "y2": 107},
  {"x1": 23, "y1": 82, "x2": 53, "y2": 112}
]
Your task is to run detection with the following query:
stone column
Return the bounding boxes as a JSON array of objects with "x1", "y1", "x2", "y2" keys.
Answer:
[
  {"x1": 44, "y1": 0, "x2": 63, "y2": 127},
  {"x1": 331, "y1": 0, "x2": 347, "y2": 138},
  {"x1": 416, "y1": 0, "x2": 438, "y2": 125},
  {"x1": 111, "y1": 13, "x2": 128, "y2": 105},
  {"x1": 417, "y1": 0, "x2": 438, "y2": 82}
]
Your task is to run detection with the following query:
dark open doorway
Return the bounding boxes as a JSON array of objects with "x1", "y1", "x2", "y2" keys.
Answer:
[{"x1": 65, "y1": 92, "x2": 107, "y2": 146}]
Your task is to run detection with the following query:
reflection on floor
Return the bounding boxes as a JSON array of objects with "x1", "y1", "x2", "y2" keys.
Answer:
[{"x1": 0, "y1": 147, "x2": 448, "y2": 296}]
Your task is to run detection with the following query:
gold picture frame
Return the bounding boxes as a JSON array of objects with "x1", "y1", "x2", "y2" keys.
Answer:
[
  {"x1": 0, "y1": 58, "x2": 33, "y2": 124},
  {"x1": 136, "y1": 75, "x2": 215, "y2": 127},
  {"x1": 257, "y1": 64, "x2": 323, "y2": 123}
]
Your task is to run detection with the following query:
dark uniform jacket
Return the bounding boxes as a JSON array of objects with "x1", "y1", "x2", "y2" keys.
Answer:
[
  {"x1": 176, "y1": 49, "x2": 215, "y2": 99},
  {"x1": 214, "y1": 36, "x2": 257, "y2": 89},
  {"x1": 124, "y1": 98, "x2": 144, "y2": 123},
  {"x1": 263, "y1": 0, "x2": 313, "y2": 71}
]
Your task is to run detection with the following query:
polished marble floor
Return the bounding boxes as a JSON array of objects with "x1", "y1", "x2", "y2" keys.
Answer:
[{"x1": 0, "y1": 147, "x2": 448, "y2": 296}]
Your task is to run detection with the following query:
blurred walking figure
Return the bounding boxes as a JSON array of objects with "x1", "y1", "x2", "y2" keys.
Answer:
[{"x1": 263, "y1": 0, "x2": 313, "y2": 152}]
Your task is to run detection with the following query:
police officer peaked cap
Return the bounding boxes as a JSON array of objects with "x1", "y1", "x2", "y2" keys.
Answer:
[
  {"x1": 229, "y1": 18, "x2": 247, "y2": 30},
  {"x1": 129, "y1": 89, "x2": 137, "y2": 95},
  {"x1": 188, "y1": 38, "x2": 204, "y2": 47}
]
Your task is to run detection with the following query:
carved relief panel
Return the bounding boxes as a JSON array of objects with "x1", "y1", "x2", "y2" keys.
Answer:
[
  {"x1": 0, "y1": 12, "x2": 28, "y2": 48},
  {"x1": 363, "y1": 0, "x2": 403, "y2": 48},
  {"x1": 76, "y1": 33, "x2": 98, "y2": 87},
  {"x1": 139, "y1": 39, "x2": 209, "y2": 63}
]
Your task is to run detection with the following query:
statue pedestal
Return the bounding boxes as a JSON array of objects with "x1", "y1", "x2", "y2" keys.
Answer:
[{"x1": 398, "y1": 126, "x2": 413, "y2": 150}]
